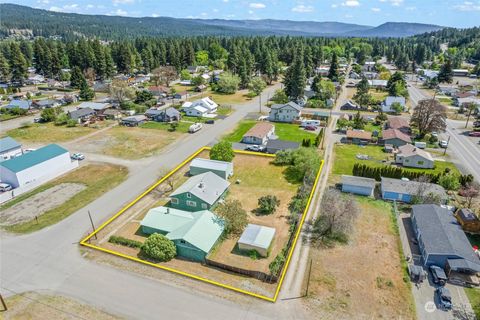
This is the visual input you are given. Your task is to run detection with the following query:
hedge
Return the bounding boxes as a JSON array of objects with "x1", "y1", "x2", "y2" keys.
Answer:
[{"x1": 108, "y1": 236, "x2": 143, "y2": 248}]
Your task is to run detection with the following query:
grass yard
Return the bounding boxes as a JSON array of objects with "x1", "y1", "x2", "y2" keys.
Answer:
[
  {"x1": 438, "y1": 96, "x2": 454, "y2": 106},
  {"x1": 224, "y1": 120, "x2": 317, "y2": 144},
  {"x1": 76, "y1": 126, "x2": 184, "y2": 159},
  {"x1": 2, "y1": 164, "x2": 128, "y2": 234},
  {"x1": 369, "y1": 89, "x2": 388, "y2": 101},
  {"x1": 7, "y1": 122, "x2": 102, "y2": 144},
  {"x1": 140, "y1": 121, "x2": 191, "y2": 133},
  {"x1": 303, "y1": 197, "x2": 415, "y2": 319},
  {"x1": 465, "y1": 288, "x2": 480, "y2": 319},
  {"x1": 332, "y1": 144, "x2": 460, "y2": 180},
  {"x1": 363, "y1": 123, "x2": 382, "y2": 134},
  {"x1": 4, "y1": 292, "x2": 120, "y2": 320},
  {"x1": 0, "y1": 113, "x2": 22, "y2": 121}
]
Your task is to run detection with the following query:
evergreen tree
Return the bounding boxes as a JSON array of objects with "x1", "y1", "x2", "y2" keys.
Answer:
[
  {"x1": 79, "y1": 78, "x2": 94, "y2": 100},
  {"x1": 0, "y1": 52, "x2": 10, "y2": 83},
  {"x1": 9, "y1": 42, "x2": 27, "y2": 84},
  {"x1": 283, "y1": 49, "x2": 306, "y2": 101},
  {"x1": 328, "y1": 52, "x2": 339, "y2": 82},
  {"x1": 353, "y1": 77, "x2": 371, "y2": 107},
  {"x1": 70, "y1": 66, "x2": 84, "y2": 89},
  {"x1": 438, "y1": 59, "x2": 454, "y2": 84}
]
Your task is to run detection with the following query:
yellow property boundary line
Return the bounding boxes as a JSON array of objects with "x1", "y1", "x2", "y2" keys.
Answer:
[{"x1": 80, "y1": 146, "x2": 324, "y2": 302}]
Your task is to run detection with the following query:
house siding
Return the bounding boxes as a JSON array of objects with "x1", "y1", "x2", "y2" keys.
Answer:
[
  {"x1": 401, "y1": 155, "x2": 434, "y2": 169},
  {"x1": 269, "y1": 107, "x2": 300, "y2": 123},
  {"x1": 382, "y1": 191, "x2": 412, "y2": 203},
  {"x1": 384, "y1": 138, "x2": 408, "y2": 147},
  {"x1": 170, "y1": 189, "x2": 227, "y2": 212},
  {"x1": 342, "y1": 184, "x2": 374, "y2": 197},
  {"x1": 174, "y1": 240, "x2": 207, "y2": 262}
]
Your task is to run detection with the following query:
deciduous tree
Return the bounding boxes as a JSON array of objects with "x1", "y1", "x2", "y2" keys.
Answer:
[{"x1": 410, "y1": 99, "x2": 447, "y2": 137}]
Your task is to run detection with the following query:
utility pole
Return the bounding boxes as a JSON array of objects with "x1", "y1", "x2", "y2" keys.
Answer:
[
  {"x1": 443, "y1": 135, "x2": 451, "y2": 156},
  {"x1": 88, "y1": 210, "x2": 97, "y2": 240},
  {"x1": 259, "y1": 92, "x2": 262, "y2": 114},
  {"x1": 305, "y1": 259, "x2": 313, "y2": 297},
  {"x1": 0, "y1": 293, "x2": 7, "y2": 311}
]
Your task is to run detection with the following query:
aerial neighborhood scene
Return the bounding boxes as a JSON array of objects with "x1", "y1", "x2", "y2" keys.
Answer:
[{"x1": 1, "y1": 0, "x2": 480, "y2": 319}]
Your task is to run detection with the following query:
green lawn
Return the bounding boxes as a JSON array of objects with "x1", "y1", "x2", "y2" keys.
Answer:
[
  {"x1": 224, "y1": 120, "x2": 317, "y2": 144},
  {"x1": 140, "y1": 121, "x2": 191, "y2": 133},
  {"x1": 7, "y1": 122, "x2": 100, "y2": 144},
  {"x1": 465, "y1": 288, "x2": 480, "y2": 319},
  {"x1": 2, "y1": 164, "x2": 128, "y2": 234},
  {"x1": 332, "y1": 144, "x2": 461, "y2": 177},
  {"x1": 0, "y1": 113, "x2": 22, "y2": 121}
]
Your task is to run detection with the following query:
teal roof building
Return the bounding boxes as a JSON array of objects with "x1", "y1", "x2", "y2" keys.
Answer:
[{"x1": 140, "y1": 206, "x2": 224, "y2": 262}]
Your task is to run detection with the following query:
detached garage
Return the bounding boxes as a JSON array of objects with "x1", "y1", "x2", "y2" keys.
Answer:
[
  {"x1": 341, "y1": 175, "x2": 376, "y2": 197},
  {"x1": 189, "y1": 158, "x2": 233, "y2": 180},
  {"x1": 238, "y1": 224, "x2": 275, "y2": 257},
  {"x1": 0, "y1": 144, "x2": 77, "y2": 188}
]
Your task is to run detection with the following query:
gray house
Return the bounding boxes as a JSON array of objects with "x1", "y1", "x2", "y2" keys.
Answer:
[
  {"x1": 121, "y1": 115, "x2": 147, "y2": 126},
  {"x1": 411, "y1": 204, "x2": 480, "y2": 274},
  {"x1": 269, "y1": 102, "x2": 302, "y2": 123},
  {"x1": 341, "y1": 175, "x2": 376, "y2": 197},
  {"x1": 381, "y1": 177, "x2": 447, "y2": 203},
  {"x1": 395, "y1": 144, "x2": 434, "y2": 169},
  {"x1": 68, "y1": 107, "x2": 96, "y2": 122}
]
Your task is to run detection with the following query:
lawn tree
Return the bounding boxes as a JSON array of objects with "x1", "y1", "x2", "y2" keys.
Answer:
[
  {"x1": 464, "y1": 102, "x2": 478, "y2": 128},
  {"x1": 151, "y1": 66, "x2": 177, "y2": 87},
  {"x1": 40, "y1": 107, "x2": 59, "y2": 122},
  {"x1": 209, "y1": 141, "x2": 235, "y2": 162},
  {"x1": 257, "y1": 195, "x2": 280, "y2": 215},
  {"x1": 180, "y1": 69, "x2": 191, "y2": 80},
  {"x1": 216, "y1": 72, "x2": 240, "y2": 94},
  {"x1": 437, "y1": 59, "x2": 454, "y2": 84},
  {"x1": 9, "y1": 42, "x2": 28, "y2": 85},
  {"x1": 135, "y1": 90, "x2": 154, "y2": 104},
  {"x1": 353, "y1": 77, "x2": 371, "y2": 107},
  {"x1": 271, "y1": 89, "x2": 289, "y2": 104},
  {"x1": 79, "y1": 78, "x2": 94, "y2": 101},
  {"x1": 248, "y1": 77, "x2": 266, "y2": 97},
  {"x1": 352, "y1": 111, "x2": 366, "y2": 129},
  {"x1": 141, "y1": 233, "x2": 176, "y2": 262},
  {"x1": 438, "y1": 173, "x2": 461, "y2": 191},
  {"x1": 311, "y1": 189, "x2": 360, "y2": 246},
  {"x1": 410, "y1": 99, "x2": 447, "y2": 137},
  {"x1": 110, "y1": 79, "x2": 134, "y2": 105},
  {"x1": 312, "y1": 77, "x2": 336, "y2": 102},
  {"x1": 459, "y1": 183, "x2": 480, "y2": 208},
  {"x1": 327, "y1": 52, "x2": 339, "y2": 82},
  {"x1": 283, "y1": 48, "x2": 306, "y2": 101},
  {"x1": 386, "y1": 71, "x2": 407, "y2": 97},
  {"x1": 391, "y1": 102, "x2": 404, "y2": 115},
  {"x1": 411, "y1": 176, "x2": 443, "y2": 205},
  {"x1": 69, "y1": 66, "x2": 84, "y2": 89},
  {"x1": 195, "y1": 50, "x2": 209, "y2": 66},
  {"x1": 0, "y1": 52, "x2": 10, "y2": 83},
  {"x1": 216, "y1": 199, "x2": 248, "y2": 236}
]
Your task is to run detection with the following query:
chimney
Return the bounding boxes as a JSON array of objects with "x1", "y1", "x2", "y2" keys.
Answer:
[{"x1": 165, "y1": 208, "x2": 169, "y2": 214}]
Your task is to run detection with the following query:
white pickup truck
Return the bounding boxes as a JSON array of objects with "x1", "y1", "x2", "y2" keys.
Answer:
[{"x1": 189, "y1": 122, "x2": 203, "y2": 133}]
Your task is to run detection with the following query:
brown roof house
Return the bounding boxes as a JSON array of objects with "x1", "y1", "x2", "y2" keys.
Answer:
[
  {"x1": 455, "y1": 208, "x2": 480, "y2": 234},
  {"x1": 386, "y1": 116, "x2": 411, "y2": 134},
  {"x1": 242, "y1": 123, "x2": 275, "y2": 145},
  {"x1": 382, "y1": 129, "x2": 412, "y2": 147},
  {"x1": 345, "y1": 130, "x2": 372, "y2": 145},
  {"x1": 395, "y1": 144, "x2": 434, "y2": 169}
]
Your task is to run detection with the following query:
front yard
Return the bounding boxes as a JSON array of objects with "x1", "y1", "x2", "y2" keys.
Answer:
[{"x1": 7, "y1": 122, "x2": 103, "y2": 144}]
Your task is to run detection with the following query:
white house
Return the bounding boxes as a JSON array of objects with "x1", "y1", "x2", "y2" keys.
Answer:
[
  {"x1": 382, "y1": 96, "x2": 406, "y2": 113},
  {"x1": 0, "y1": 144, "x2": 78, "y2": 188},
  {"x1": 268, "y1": 102, "x2": 302, "y2": 123},
  {"x1": 0, "y1": 137, "x2": 22, "y2": 162},
  {"x1": 182, "y1": 97, "x2": 218, "y2": 117},
  {"x1": 395, "y1": 144, "x2": 434, "y2": 169},
  {"x1": 241, "y1": 122, "x2": 275, "y2": 145}
]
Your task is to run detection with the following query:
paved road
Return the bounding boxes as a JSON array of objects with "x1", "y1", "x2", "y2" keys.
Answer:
[{"x1": 1, "y1": 83, "x2": 314, "y2": 319}]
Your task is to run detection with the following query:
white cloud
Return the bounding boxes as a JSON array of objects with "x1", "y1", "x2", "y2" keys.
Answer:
[
  {"x1": 291, "y1": 5, "x2": 314, "y2": 13},
  {"x1": 345, "y1": 14, "x2": 353, "y2": 18},
  {"x1": 110, "y1": 8, "x2": 127, "y2": 16},
  {"x1": 49, "y1": 4, "x2": 79, "y2": 13},
  {"x1": 112, "y1": 0, "x2": 134, "y2": 4},
  {"x1": 151, "y1": 13, "x2": 159, "y2": 17},
  {"x1": 86, "y1": 4, "x2": 94, "y2": 9},
  {"x1": 223, "y1": 0, "x2": 229, "y2": 2},
  {"x1": 37, "y1": 0, "x2": 50, "y2": 4},
  {"x1": 249, "y1": 2, "x2": 266, "y2": 9},
  {"x1": 454, "y1": 1, "x2": 480, "y2": 11},
  {"x1": 331, "y1": 4, "x2": 338, "y2": 8},
  {"x1": 390, "y1": 0, "x2": 404, "y2": 6},
  {"x1": 213, "y1": 8, "x2": 219, "y2": 13},
  {"x1": 248, "y1": 10, "x2": 254, "y2": 14},
  {"x1": 341, "y1": 1, "x2": 360, "y2": 7},
  {"x1": 371, "y1": 7, "x2": 381, "y2": 12},
  {"x1": 405, "y1": 6, "x2": 416, "y2": 11}
]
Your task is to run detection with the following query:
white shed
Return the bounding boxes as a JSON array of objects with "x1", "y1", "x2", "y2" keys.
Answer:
[
  {"x1": 238, "y1": 224, "x2": 276, "y2": 257},
  {"x1": 0, "y1": 137, "x2": 22, "y2": 161}
]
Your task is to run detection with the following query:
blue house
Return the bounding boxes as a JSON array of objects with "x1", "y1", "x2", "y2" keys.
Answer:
[
  {"x1": 341, "y1": 175, "x2": 376, "y2": 197},
  {"x1": 380, "y1": 177, "x2": 447, "y2": 203},
  {"x1": 4, "y1": 100, "x2": 32, "y2": 110}
]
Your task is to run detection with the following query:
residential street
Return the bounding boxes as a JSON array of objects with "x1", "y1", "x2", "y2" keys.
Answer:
[{"x1": 0, "y1": 83, "x2": 313, "y2": 319}]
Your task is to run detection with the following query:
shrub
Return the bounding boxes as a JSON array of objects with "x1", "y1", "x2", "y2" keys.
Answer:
[
  {"x1": 269, "y1": 248, "x2": 286, "y2": 276},
  {"x1": 141, "y1": 233, "x2": 176, "y2": 261},
  {"x1": 66, "y1": 119, "x2": 77, "y2": 127},
  {"x1": 257, "y1": 195, "x2": 280, "y2": 215},
  {"x1": 109, "y1": 236, "x2": 143, "y2": 248},
  {"x1": 216, "y1": 199, "x2": 247, "y2": 236},
  {"x1": 209, "y1": 141, "x2": 235, "y2": 162}
]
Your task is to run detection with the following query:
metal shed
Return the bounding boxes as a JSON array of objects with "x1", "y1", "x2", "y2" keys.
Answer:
[
  {"x1": 189, "y1": 158, "x2": 233, "y2": 180},
  {"x1": 238, "y1": 224, "x2": 276, "y2": 257},
  {"x1": 341, "y1": 175, "x2": 376, "y2": 197}
]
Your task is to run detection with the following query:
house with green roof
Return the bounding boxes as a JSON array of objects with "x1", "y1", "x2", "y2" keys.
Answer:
[
  {"x1": 0, "y1": 144, "x2": 77, "y2": 188},
  {"x1": 140, "y1": 206, "x2": 225, "y2": 262},
  {"x1": 170, "y1": 171, "x2": 230, "y2": 212}
]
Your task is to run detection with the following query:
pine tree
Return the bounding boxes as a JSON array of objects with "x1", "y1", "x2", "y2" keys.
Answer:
[
  {"x1": 79, "y1": 78, "x2": 94, "y2": 101},
  {"x1": 0, "y1": 52, "x2": 10, "y2": 83},
  {"x1": 9, "y1": 42, "x2": 27, "y2": 85},
  {"x1": 328, "y1": 52, "x2": 339, "y2": 82},
  {"x1": 70, "y1": 66, "x2": 84, "y2": 89},
  {"x1": 438, "y1": 59, "x2": 453, "y2": 84},
  {"x1": 283, "y1": 49, "x2": 306, "y2": 101}
]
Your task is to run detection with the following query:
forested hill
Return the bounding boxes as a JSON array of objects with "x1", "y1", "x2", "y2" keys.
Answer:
[{"x1": 0, "y1": 3, "x2": 444, "y2": 40}]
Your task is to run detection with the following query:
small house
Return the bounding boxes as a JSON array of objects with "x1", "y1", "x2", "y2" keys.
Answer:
[
  {"x1": 182, "y1": 97, "x2": 218, "y2": 117},
  {"x1": 237, "y1": 224, "x2": 276, "y2": 257},
  {"x1": 170, "y1": 172, "x2": 230, "y2": 212},
  {"x1": 147, "y1": 107, "x2": 181, "y2": 122},
  {"x1": 340, "y1": 100, "x2": 362, "y2": 110},
  {"x1": 68, "y1": 108, "x2": 96, "y2": 122},
  {"x1": 386, "y1": 116, "x2": 410, "y2": 134},
  {"x1": 395, "y1": 144, "x2": 434, "y2": 169},
  {"x1": 120, "y1": 115, "x2": 147, "y2": 127},
  {"x1": 265, "y1": 139, "x2": 300, "y2": 154},
  {"x1": 368, "y1": 80, "x2": 388, "y2": 89},
  {"x1": 363, "y1": 61, "x2": 376, "y2": 72},
  {"x1": 0, "y1": 137, "x2": 22, "y2": 161},
  {"x1": 380, "y1": 177, "x2": 447, "y2": 203},
  {"x1": 78, "y1": 102, "x2": 111, "y2": 114},
  {"x1": 345, "y1": 130, "x2": 372, "y2": 145},
  {"x1": 268, "y1": 102, "x2": 302, "y2": 123},
  {"x1": 4, "y1": 100, "x2": 32, "y2": 111},
  {"x1": 382, "y1": 96, "x2": 406, "y2": 113},
  {"x1": 453, "y1": 69, "x2": 469, "y2": 77},
  {"x1": 189, "y1": 158, "x2": 233, "y2": 180},
  {"x1": 102, "y1": 109, "x2": 122, "y2": 120},
  {"x1": 341, "y1": 175, "x2": 376, "y2": 197},
  {"x1": 382, "y1": 129, "x2": 412, "y2": 147},
  {"x1": 140, "y1": 206, "x2": 224, "y2": 262},
  {"x1": 33, "y1": 99, "x2": 60, "y2": 109},
  {"x1": 455, "y1": 208, "x2": 480, "y2": 234},
  {"x1": 241, "y1": 122, "x2": 275, "y2": 145}
]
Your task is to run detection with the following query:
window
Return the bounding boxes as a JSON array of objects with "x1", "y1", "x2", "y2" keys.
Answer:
[
  {"x1": 417, "y1": 161, "x2": 424, "y2": 165},
  {"x1": 201, "y1": 203, "x2": 207, "y2": 209},
  {"x1": 180, "y1": 240, "x2": 186, "y2": 244},
  {"x1": 405, "y1": 159, "x2": 409, "y2": 163},
  {"x1": 186, "y1": 193, "x2": 191, "y2": 198},
  {"x1": 187, "y1": 200, "x2": 197, "y2": 207},
  {"x1": 171, "y1": 198, "x2": 179, "y2": 204}
]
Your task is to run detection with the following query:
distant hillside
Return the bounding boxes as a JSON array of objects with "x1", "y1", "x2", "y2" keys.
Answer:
[{"x1": 0, "y1": 3, "x2": 445, "y2": 40}]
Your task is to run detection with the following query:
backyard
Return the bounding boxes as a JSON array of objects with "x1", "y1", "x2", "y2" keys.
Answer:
[
  {"x1": 302, "y1": 197, "x2": 415, "y2": 319},
  {"x1": 224, "y1": 120, "x2": 317, "y2": 144},
  {"x1": 1, "y1": 164, "x2": 128, "y2": 234}
]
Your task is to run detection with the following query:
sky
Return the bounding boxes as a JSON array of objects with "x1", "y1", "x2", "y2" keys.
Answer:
[{"x1": 4, "y1": 0, "x2": 480, "y2": 28}]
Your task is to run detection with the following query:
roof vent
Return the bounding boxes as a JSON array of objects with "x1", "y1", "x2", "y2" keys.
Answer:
[
  {"x1": 198, "y1": 182, "x2": 204, "y2": 189},
  {"x1": 165, "y1": 208, "x2": 170, "y2": 214}
]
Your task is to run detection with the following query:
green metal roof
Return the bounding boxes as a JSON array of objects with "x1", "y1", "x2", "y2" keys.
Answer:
[
  {"x1": 0, "y1": 144, "x2": 68, "y2": 173},
  {"x1": 141, "y1": 206, "x2": 224, "y2": 253}
]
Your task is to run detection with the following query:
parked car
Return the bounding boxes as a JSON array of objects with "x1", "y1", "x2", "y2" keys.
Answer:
[
  {"x1": 435, "y1": 287, "x2": 453, "y2": 311},
  {"x1": 431, "y1": 132, "x2": 439, "y2": 138},
  {"x1": 473, "y1": 121, "x2": 480, "y2": 127},
  {"x1": 188, "y1": 122, "x2": 203, "y2": 133},
  {"x1": 305, "y1": 125, "x2": 317, "y2": 131},
  {"x1": 430, "y1": 265, "x2": 448, "y2": 286},
  {"x1": 33, "y1": 117, "x2": 42, "y2": 123},
  {"x1": 439, "y1": 140, "x2": 448, "y2": 148},
  {"x1": 245, "y1": 145, "x2": 265, "y2": 152},
  {"x1": 469, "y1": 131, "x2": 480, "y2": 137},
  {"x1": 0, "y1": 183, "x2": 12, "y2": 192},
  {"x1": 205, "y1": 119, "x2": 215, "y2": 124},
  {"x1": 71, "y1": 153, "x2": 85, "y2": 160}
]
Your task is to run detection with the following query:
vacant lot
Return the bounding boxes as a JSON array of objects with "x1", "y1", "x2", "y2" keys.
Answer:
[
  {"x1": 87, "y1": 151, "x2": 302, "y2": 298},
  {"x1": 224, "y1": 120, "x2": 317, "y2": 144},
  {"x1": 4, "y1": 291, "x2": 121, "y2": 320},
  {"x1": 7, "y1": 122, "x2": 108, "y2": 144},
  {"x1": 76, "y1": 126, "x2": 185, "y2": 159},
  {"x1": 332, "y1": 144, "x2": 461, "y2": 182},
  {"x1": 140, "y1": 121, "x2": 191, "y2": 133},
  {"x1": 2, "y1": 164, "x2": 128, "y2": 233},
  {"x1": 465, "y1": 287, "x2": 480, "y2": 319},
  {"x1": 303, "y1": 198, "x2": 415, "y2": 319}
]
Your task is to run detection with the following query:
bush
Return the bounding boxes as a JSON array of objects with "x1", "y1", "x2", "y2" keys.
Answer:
[
  {"x1": 257, "y1": 195, "x2": 280, "y2": 215},
  {"x1": 54, "y1": 113, "x2": 69, "y2": 126},
  {"x1": 216, "y1": 72, "x2": 240, "y2": 94},
  {"x1": 216, "y1": 199, "x2": 247, "y2": 236},
  {"x1": 66, "y1": 119, "x2": 77, "y2": 127},
  {"x1": 209, "y1": 141, "x2": 235, "y2": 162},
  {"x1": 109, "y1": 236, "x2": 143, "y2": 248},
  {"x1": 438, "y1": 173, "x2": 460, "y2": 191},
  {"x1": 141, "y1": 233, "x2": 176, "y2": 261},
  {"x1": 305, "y1": 99, "x2": 326, "y2": 109},
  {"x1": 269, "y1": 248, "x2": 286, "y2": 276}
]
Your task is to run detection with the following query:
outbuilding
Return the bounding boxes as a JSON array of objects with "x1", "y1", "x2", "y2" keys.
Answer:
[
  {"x1": 265, "y1": 139, "x2": 300, "y2": 154},
  {"x1": 0, "y1": 144, "x2": 77, "y2": 188},
  {"x1": 189, "y1": 158, "x2": 233, "y2": 180},
  {"x1": 455, "y1": 208, "x2": 480, "y2": 234},
  {"x1": 380, "y1": 177, "x2": 447, "y2": 203},
  {"x1": 237, "y1": 224, "x2": 276, "y2": 257},
  {"x1": 0, "y1": 137, "x2": 22, "y2": 161},
  {"x1": 341, "y1": 175, "x2": 376, "y2": 197}
]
